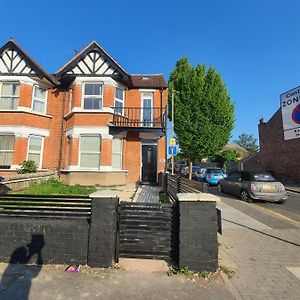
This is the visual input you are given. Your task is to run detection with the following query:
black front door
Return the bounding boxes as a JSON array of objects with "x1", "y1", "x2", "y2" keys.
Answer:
[{"x1": 142, "y1": 144, "x2": 157, "y2": 183}]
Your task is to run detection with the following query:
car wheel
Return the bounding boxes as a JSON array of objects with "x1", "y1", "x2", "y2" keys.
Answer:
[{"x1": 240, "y1": 190, "x2": 252, "y2": 203}]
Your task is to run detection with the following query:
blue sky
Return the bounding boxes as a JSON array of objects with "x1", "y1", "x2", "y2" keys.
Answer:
[{"x1": 1, "y1": 0, "x2": 300, "y2": 143}]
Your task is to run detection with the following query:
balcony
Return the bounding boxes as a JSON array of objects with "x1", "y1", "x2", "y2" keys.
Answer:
[{"x1": 109, "y1": 107, "x2": 166, "y2": 136}]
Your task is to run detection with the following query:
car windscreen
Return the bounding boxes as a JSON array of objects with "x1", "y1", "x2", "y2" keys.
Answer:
[
  {"x1": 253, "y1": 173, "x2": 275, "y2": 182},
  {"x1": 207, "y1": 169, "x2": 222, "y2": 174}
]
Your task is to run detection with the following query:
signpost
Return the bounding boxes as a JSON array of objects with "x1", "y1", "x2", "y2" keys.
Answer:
[
  {"x1": 281, "y1": 86, "x2": 300, "y2": 140},
  {"x1": 168, "y1": 146, "x2": 177, "y2": 155}
]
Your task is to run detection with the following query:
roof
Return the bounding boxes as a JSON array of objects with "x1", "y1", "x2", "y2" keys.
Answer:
[
  {"x1": 0, "y1": 39, "x2": 59, "y2": 86},
  {"x1": 55, "y1": 41, "x2": 167, "y2": 89},
  {"x1": 55, "y1": 41, "x2": 129, "y2": 79},
  {"x1": 130, "y1": 74, "x2": 167, "y2": 89}
]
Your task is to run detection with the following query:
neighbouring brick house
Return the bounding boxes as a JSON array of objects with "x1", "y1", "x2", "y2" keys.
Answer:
[
  {"x1": 259, "y1": 109, "x2": 300, "y2": 182},
  {"x1": 0, "y1": 39, "x2": 167, "y2": 186}
]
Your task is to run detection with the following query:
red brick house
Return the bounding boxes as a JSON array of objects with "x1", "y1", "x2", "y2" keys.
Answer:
[{"x1": 0, "y1": 39, "x2": 167, "y2": 185}]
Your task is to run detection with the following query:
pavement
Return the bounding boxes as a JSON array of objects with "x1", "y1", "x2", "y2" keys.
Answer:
[
  {"x1": 217, "y1": 194, "x2": 300, "y2": 300},
  {"x1": 133, "y1": 185, "x2": 161, "y2": 203},
  {"x1": 0, "y1": 263, "x2": 234, "y2": 300}
]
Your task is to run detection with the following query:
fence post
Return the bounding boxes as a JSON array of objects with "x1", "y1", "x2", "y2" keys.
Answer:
[
  {"x1": 178, "y1": 193, "x2": 220, "y2": 272},
  {"x1": 88, "y1": 191, "x2": 119, "y2": 268}
]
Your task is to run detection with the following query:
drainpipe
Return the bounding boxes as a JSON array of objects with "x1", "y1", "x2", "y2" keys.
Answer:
[{"x1": 57, "y1": 90, "x2": 66, "y2": 176}]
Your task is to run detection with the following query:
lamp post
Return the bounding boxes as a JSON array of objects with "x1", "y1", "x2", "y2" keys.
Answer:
[{"x1": 171, "y1": 90, "x2": 178, "y2": 175}]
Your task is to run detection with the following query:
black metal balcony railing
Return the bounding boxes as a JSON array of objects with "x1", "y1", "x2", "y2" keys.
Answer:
[{"x1": 111, "y1": 107, "x2": 165, "y2": 128}]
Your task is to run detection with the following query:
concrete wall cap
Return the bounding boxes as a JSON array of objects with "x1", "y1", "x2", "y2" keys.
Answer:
[
  {"x1": 89, "y1": 190, "x2": 119, "y2": 199},
  {"x1": 178, "y1": 193, "x2": 220, "y2": 202}
]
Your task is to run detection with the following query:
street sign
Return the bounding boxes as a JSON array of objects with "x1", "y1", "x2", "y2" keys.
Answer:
[
  {"x1": 170, "y1": 137, "x2": 176, "y2": 146},
  {"x1": 168, "y1": 146, "x2": 177, "y2": 155},
  {"x1": 281, "y1": 86, "x2": 300, "y2": 140}
]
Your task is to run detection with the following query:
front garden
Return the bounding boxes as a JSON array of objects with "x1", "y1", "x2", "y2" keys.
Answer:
[{"x1": 21, "y1": 177, "x2": 97, "y2": 196}]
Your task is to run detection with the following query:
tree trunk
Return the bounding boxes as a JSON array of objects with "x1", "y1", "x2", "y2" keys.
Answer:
[{"x1": 188, "y1": 160, "x2": 193, "y2": 180}]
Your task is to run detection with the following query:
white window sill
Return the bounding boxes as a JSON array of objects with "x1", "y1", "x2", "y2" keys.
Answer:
[
  {"x1": 0, "y1": 108, "x2": 52, "y2": 118},
  {"x1": 64, "y1": 107, "x2": 114, "y2": 118}
]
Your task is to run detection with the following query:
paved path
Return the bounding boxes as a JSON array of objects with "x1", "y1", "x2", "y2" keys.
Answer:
[
  {"x1": 218, "y1": 198, "x2": 300, "y2": 300},
  {"x1": 0, "y1": 264, "x2": 234, "y2": 300},
  {"x1": 134, "y1": 185, "x2": 161, "y2": 203}
]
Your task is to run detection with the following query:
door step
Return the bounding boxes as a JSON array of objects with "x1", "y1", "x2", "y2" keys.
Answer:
[{"x1": 118, "y1": 258, "x2": 169, "y2": 273}]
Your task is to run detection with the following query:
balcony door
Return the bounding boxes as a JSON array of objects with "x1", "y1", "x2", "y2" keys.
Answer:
[
  {"x1": 141, "y1": 93, "x2": 153, "y2": 127},
  {"x1": 141, "y1": 144, "x2": 157, "y2": 183}
]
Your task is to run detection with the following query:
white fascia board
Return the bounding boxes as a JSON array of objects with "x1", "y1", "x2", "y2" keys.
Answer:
[
  {"x1": 0, "y1": 75, "x2": 52, "y2": 87},
  {"x1": 139, "y1": 89, "x2": 157, "y2": 92},
  {"x1": 66, "y1": 126, "x2": 113, "y2": 139},
  {"x1": 0, "y1": 126, "x2": 49, "y2": 137}
]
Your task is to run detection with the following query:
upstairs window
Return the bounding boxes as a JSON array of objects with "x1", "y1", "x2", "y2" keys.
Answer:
[
  {"x1": 0, "y1": 82, "x2": 20, "y2": 110},
  {"x1": 0, "y1": 135, "x2": 15, "y2": 167},
  {"x1": 83, "y1": 83, "x2": 103, "y2": 109},
  {"x1": 27, "y1": 136, "x2": 43, "y2": 169},
  {"x1": 32, "y1": 86, "x2": 47, "y2": 114},
  {"x1": 80, "y1": 135, "x2": 101, "y2": 168},
  {"x1": 114, "y1": 87, "x2": 124, "y2": 115}
]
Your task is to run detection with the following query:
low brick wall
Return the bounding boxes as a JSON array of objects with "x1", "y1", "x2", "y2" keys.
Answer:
[
  {"x1": 0, "y1": 191, "x2": 119, "y2": 268},
  {"x1": 0, "y1": 217, "x2": 89, "y2": 265},
  {"x1": 0, "y1": 171, "x2": 55, "y2": 193}
]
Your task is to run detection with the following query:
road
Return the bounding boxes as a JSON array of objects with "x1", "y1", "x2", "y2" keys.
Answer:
[{"x1": 209, "y1": 186, "x2": 300, "y2": 227}]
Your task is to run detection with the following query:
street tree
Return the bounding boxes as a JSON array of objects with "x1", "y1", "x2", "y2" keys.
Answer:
[
  {"x1": 211, "y1": 150, "x2": 239, "y2": 168},
  {"x1": 168, "y1": 57, "x2": 235, "y2": 179},
  {"x1": 233, "y1": 133, "x2": 259, "y2": 154}
]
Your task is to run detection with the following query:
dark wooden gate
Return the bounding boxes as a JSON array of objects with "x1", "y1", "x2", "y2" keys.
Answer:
[{"x1": 117, "y1": 202, "x2": 179, "y2": 264}]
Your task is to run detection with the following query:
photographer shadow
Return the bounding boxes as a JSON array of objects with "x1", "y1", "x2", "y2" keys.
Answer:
[{"x1": 0, "y1": 234, "x2": 45, "y2": 300}]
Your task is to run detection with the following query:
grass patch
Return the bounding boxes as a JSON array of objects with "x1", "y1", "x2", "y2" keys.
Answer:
[
  {"x1": 219, "y1": 265, "x2": 235, "y2": 278},
  {"x1": 22, "y1": 177, "x2": 97, "y2": 196}
]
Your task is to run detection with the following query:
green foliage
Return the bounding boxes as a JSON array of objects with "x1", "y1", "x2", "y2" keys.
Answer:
[
  {"x1": 167, "y1": 265, "x2": 193, "y2": 277},
  {"x1": 18, "y1": 160, "x2": 37, "y2": 174},
  {"x1": 22, "y1": 177, "x2": 96, "y2": 195},
  {"x1": 211, "y1": 149, "x2": 239, "y2": 167},
  {"x1": 219, "y1": 265, "x2": 235, "y2": 279},
  {"x1": 159, "y1": 192, "x2": 168, "y2": 203},
  {"x1": 233, "y1": 133, "x2": 259, "y2": 154},
  {"x1": 168, "y1": 57, "x2": 235, "y2": 162}
]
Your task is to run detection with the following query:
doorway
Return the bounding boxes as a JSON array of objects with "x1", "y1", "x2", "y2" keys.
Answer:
[{"x1": 141, "y1": 144, "x2": 157, "y2": 183}]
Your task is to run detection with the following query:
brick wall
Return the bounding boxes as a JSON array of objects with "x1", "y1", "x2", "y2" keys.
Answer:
[
  {"x1": 179, "y1": 199, "x2": 218, "y2": 272},
  {"x1": 259, "y1": 109, "x2": 300, "y2": 181}
]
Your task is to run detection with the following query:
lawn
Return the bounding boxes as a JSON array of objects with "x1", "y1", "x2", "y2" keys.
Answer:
[{"x1": 22, "y1": 177, "x2": 97, "y2": 196}]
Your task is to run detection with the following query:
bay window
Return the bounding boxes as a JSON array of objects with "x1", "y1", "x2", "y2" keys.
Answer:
[
  {"x1": 0, "y1": 135, "x2": 15, "y2": 167},
  {"x1": 80, "y1": 135, "x2": 101, "y2": 168},
  {"x1": 32, "y1": 86, "x2": 47, "y2": 114},
  {"x1": 114, "y1": 87, "x2": 124, "y2": 115},
  {"x1": 27, "y1": 136, "x2": 43, "y2": 168},
  {"x1": 83, "y1": 83, "x2": 103, "y2": 109},
  {"x1": 0, "y1": 82, "x2": 20, "y2": 110},
  {"x1": 112, "y1": 138, "x2": 123, "y2": 169}
]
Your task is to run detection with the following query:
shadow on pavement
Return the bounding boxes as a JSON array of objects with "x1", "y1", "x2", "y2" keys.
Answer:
[
  {"x1": 222, "y1": 218, "x2": 300, "y2": 247},
  {"x1": 0, "y1": 234, "x2": 45, "y2": 300}
]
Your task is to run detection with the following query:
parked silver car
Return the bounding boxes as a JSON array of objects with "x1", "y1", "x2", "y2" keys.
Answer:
[{"x1": 218, "y1": 171, "x2": 288, "y2": 204}]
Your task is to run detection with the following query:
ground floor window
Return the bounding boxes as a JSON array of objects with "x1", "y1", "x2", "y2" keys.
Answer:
[
  {"x1": 0, "y1": 135, "x2": 15, "y2": 167},
  {"x1": 112, "y1": 138, "x2": 123, "y2": 169},
  {"x1": 79, "y1": 135, "x2": 101, "y2": 168},
  {"x1": 27, "y1": 136, "x2": 43, "y2": 168}
]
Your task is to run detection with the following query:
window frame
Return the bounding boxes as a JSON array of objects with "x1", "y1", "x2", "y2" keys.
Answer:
[
  {"x1": 26, "y1": 135, "x2": 44, "y2": 169},
  {"x1": 0, "y1": 134, "x2": 15, "y2": 167},
  {"x1": 141, "y1": 92, "x2": 154, "y2": 127},
  {"x1": 31, "y1": 85, "x2": 48, "y2": 114},
  {"x1": 114, "y1": 87, "x2": 125, "y2": 116},
  {"x1": 79, "y1": 134, "x2": 101, "y2": 169},
  {"x1": 112, "y1": 137, "x2": 123, "y2": 170},
  {"x1": 0, "y1": 81, "x2": 20, "y2": 110},
  {"x1": 81, "y1": 82, "x2": 103, "y2": 110}
]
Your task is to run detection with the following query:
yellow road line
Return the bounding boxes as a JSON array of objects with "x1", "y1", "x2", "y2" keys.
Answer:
[{"x1": 252, "y1": 204, "x2": 300, "y2": 225}]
